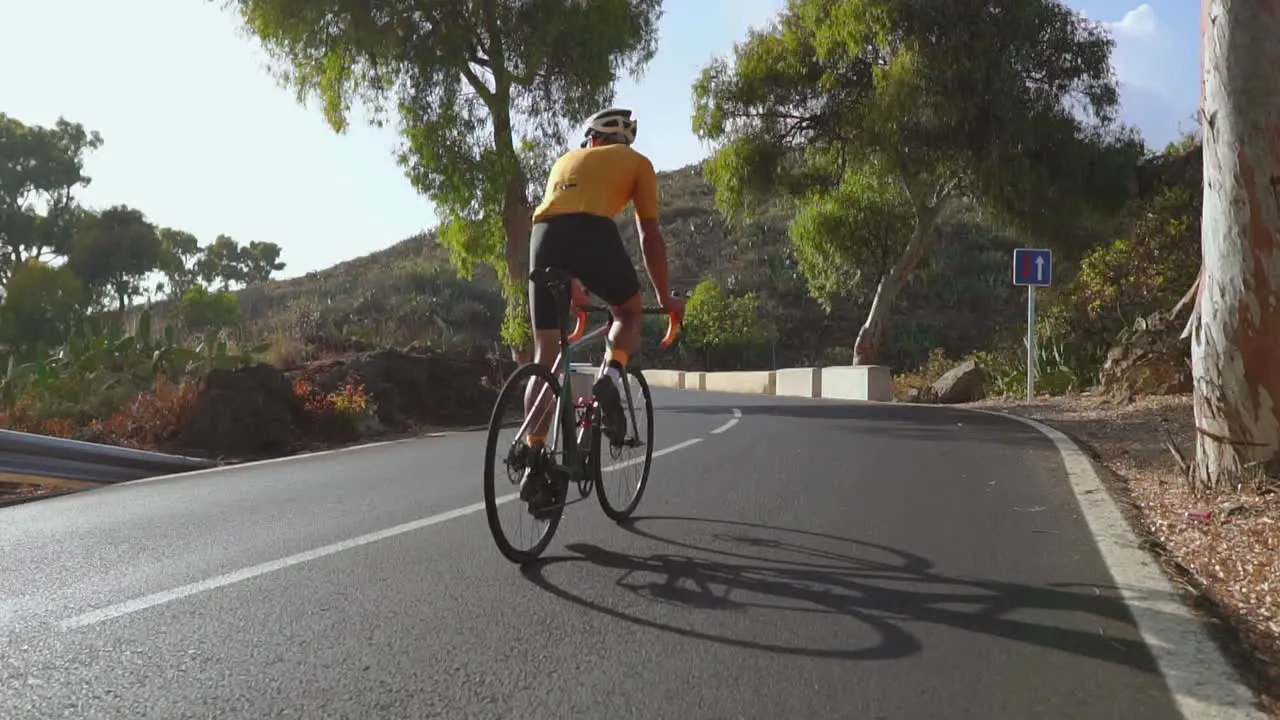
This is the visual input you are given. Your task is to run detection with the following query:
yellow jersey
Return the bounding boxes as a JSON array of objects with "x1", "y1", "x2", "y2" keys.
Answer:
[{"x1": 531, "y1": 143, "x2": 659, "y2": 224}]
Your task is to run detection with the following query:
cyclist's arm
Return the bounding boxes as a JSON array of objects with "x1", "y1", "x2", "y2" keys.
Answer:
[{"x1": 631, "y1": 155, "x2": 670, "y2": 299}]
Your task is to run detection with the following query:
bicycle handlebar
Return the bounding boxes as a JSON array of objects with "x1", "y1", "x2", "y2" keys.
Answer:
[{"x1": 568, "y1": 304, "x2": 682, "y2": 348}]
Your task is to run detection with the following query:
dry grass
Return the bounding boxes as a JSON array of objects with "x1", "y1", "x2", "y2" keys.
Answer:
[
  {"x1": 978, "y1": 393, "x2": 1279, "y2": 717},
  {"x1": 0, "y1": 482, "x2": 58, "y2": 506}
]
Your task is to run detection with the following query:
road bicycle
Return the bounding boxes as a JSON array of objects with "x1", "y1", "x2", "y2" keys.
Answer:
[{"x1": 482, "y1": 266, "x2": 680, "y2": 564}]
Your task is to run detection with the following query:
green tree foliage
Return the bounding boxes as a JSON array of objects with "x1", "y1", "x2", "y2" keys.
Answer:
[
  {"x1": 192, "y1": 234, "x2": 286, "y2": 291},
  {"x1": 787, "y1": 171, "x2": 914, "y2": 308},
  {"x1": 157, "y1": 227, "x2": 202, "y2": 298},
  {"x1": 1045, "y1": 183, "x2": 1200, "y2": 347},
  {"x1": 242, "y1": 240, "x2": 287, "y2": 284},
  {"x1": 0, "y1": 259, "x2": 85, "y2": 360},
  {"x1": 179, "y1": 285, "x2": 242, "y2": 331},
  {"x1": 691, "y1": 0, "x2": 1144, "y2": 364},
  {"x1": 67, "y1": 205, "x2": 165, "y2": 311},
  {"x1": 682, "y1": 279, "x2": 766, "y2": 370},
  {"x1": 227, "y1": 0, "x2": 663, "y2": 354},
  {"x1": 198, "y1": 234, "x2": 245, "y2": 290},
  {"x1": 0, "y1": 113, "x2": 102, "y2": 281}
]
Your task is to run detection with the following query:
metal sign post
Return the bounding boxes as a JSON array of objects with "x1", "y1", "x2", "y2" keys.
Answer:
[{"x1": 1011, "y1": 248, "x2": 1053, "y2": 402}]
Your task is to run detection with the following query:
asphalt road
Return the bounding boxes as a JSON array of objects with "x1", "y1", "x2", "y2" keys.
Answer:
[{"x1": 0, "y1": 389, "x2": 1191, "y2": 719}]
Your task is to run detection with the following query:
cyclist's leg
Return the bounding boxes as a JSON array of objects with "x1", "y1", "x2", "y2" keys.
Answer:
[
  {"x1": 562, "y1": 216, "x2": 642, "y2": 441},
  {"x1": 522, "y1": 218, "x2": 571, "y2": 451}
]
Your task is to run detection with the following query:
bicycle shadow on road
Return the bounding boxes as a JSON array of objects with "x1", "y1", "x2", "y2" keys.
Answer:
[{"x1": 519, "y1": 515, "x2": 1161, "y2": 674}]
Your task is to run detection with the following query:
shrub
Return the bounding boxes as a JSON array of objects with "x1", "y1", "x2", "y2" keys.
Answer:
[
  {"x1": 1043, "y1": 184, "x2": 1199, "y2": 349},
  {"x1": 681, "y1": 279, "x2": 767, "y2": 370},
  {"x1": 0, "y1": 402, "x2": 77, "y2": 438},
  {"x1": 292, "y1": 375, "x2": 375, "y2": 441},
  {"x1": 180, "y1": 285, "x2": 241, "y2": 331},
  {"x1": 82, "y1": 376, "x2": 200, "y2": 448}
]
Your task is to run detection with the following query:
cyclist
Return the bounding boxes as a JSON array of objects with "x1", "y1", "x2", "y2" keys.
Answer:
[{"x1": 518, "y1": 107, "x2": 685, "y2": 515}]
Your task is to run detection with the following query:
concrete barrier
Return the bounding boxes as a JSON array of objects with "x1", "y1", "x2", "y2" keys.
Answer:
[
  {"x1": 560, "y1": 364, "x2": 889, "y2": 402},
  {"x1": 820, "y1": 365, "x2": 892, "y2": 402},
  {"x1": 566, "y1": 364, "x2": 595, "y2": 400},
  {"x1": 703, "y1": 370, "x2": 776, "y2": 396},
  {"x1": 774, "y1": 367, "x2": 821, "y2": 398},
  {"x1": 644, "y1": 369, "x2": 685, "y2": 389}
]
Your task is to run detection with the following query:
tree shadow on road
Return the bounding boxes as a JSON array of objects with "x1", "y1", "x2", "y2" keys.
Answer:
[{"x1": 519, "y1": 515, "x2": 1160, "y2": 673}]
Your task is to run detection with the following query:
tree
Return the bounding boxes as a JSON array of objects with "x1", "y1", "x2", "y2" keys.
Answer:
[
  {"x1": 225, "y1": 0, "x2": 663, "y2": 357},
  {"x1": 241, "y1": 240, "x2": 286, "y2": 284},
  {"x1": 0, "y1": 259, "x2": 86, "y2": 361},
  {"x1": 67, "y1": 205, "x2": 165, "y2": 312},
  {"x1": 1190, "y1": 0, "x2": 1280, "y2": 492},
  {"x1": 157, "y1": 227, "x2": 203, "y2": 299},
  {"x1": 682, "y1": 279, "x2": 766, "y2": 370},
  {"x1": 691, "y1": 0, "x2": 1143, "y2": 365},
  {"x1": 197, "y1": 234, "x2": 245, "y2": 290},
  {"x1": 0, "y1": 113, "x2": 102, "y2": 282}
]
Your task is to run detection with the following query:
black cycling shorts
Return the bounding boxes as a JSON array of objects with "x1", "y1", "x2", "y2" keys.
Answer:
[{"x1": 528, "y1": 212, "x2": 641, "y2": 330}]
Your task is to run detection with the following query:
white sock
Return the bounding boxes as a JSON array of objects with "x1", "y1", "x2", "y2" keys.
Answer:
[{"x1": 601, "y1": 365, "x2": 624, "y2": 393}]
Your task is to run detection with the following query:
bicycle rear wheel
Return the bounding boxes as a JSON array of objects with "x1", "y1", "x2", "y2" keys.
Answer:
[
  {"x1": 595, "y1": 365, "x2": 654, "y2": 522},
  {"x1": 483, "y1": 362, "x2": 568, "y2": 564}
]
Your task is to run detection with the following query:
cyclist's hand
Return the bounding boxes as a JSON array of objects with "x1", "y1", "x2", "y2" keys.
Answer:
[{"x1": 660, "y1": 293, "x2": 686, "y2": 321}]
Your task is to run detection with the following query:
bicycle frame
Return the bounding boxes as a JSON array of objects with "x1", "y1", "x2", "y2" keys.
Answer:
[
  {"x1": 509, "y1": 293, "x2": 678, "y2": 478},
  {"x1": 508, "y1": 310, "x2": 607, "y2": 477}
]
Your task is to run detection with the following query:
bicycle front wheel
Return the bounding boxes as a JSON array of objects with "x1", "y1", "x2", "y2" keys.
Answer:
[
  {"x1": 483, "y1": 362, "x2": 568, "y2": 564},
  {"x1": 596, "y1": 365, "x2": 654, "y2": 521}
]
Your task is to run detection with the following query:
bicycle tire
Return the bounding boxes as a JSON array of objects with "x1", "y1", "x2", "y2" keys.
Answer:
[
  {"x1": 483, "y1": 362, "x2": 568, "y2": 564},
  {"x1": 596, "y1": 365, "x2": 654, "y2": 522}
]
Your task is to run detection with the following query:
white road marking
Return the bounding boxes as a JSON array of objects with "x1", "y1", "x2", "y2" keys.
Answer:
[
  {"x1": 710, "y1": 407, "x2": 743, "y2": 434},
  {"x1": 609, "y1": 437, "x2": 702, "y2": 469},
  {"x1": 59, "y1": 499, "x2": 488, "y2": 631},
  {"x1": 119, "y1": 438, "x2": 416, "y2": 486},
  {"x1": 58, "y1": 412, "x2": 735, "y2": 631}
]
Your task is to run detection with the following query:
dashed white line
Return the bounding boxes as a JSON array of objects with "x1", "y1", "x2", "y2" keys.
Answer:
[
  {"x1": 57, "y1": 409, "x2": 740, "y2": 632},
  {"x1": 710, "y1": 407, "x2": 743, "y2": 434}
]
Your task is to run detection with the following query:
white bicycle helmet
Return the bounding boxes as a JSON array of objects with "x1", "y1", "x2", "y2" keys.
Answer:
[{"x1": 580, "y1": 107, "x2": 637, "y2": 147}]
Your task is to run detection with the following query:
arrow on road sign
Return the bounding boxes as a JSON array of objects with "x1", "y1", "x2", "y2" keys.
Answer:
[{"x1": 1011, "y1": 248, "x2": 1052, "y2": 288}]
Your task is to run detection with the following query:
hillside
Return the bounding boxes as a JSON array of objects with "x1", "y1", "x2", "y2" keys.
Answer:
[{"x1": 199, "y1": 161, "x2": 1029, "y2": 373}]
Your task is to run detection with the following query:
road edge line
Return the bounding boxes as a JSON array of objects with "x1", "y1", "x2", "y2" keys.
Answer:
[
  {"x1": 965, "y1": 406, "x2": 1266, "y2": 720},
  {"x1": 114, "y1": 437, "x2": 428, "y2": 487}
]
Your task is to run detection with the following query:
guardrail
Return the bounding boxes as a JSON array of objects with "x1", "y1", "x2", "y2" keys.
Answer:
[{"x1": 0, "y1": 429, "x2": 218, "y2": 487}]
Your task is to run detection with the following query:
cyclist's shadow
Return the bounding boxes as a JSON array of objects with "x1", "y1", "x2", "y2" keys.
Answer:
[{"x1": 518, "y1": 515, "x2": 1161, "y2": 670}]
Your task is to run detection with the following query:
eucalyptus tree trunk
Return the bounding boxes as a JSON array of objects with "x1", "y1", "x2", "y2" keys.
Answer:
[
  {"x1": 851, "y1": 201, "x2": 943, "y2": 366},
  {"x1": 502, "y1": 174, "x2": 533, "y2": 364},
  {"x1": 1189, "y1": 0, "x2": 1280, "y2": 492}
]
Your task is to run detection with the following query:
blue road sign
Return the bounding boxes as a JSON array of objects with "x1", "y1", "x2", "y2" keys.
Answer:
[{"x1": 1012, "y1": 248, "x2": 1053, "y2": 287}]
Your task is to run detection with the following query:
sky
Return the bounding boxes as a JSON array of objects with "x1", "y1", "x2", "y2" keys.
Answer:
[{"x1": 0, "y1": 1, "x2": 1199, "y2": 279}]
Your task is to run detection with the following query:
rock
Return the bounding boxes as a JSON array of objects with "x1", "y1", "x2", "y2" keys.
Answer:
[
  {"x1": 1099, "y1": 312, "x2": 1191, "y2": 403},
  {"x1": 929, "y1": 359, "x2": 987, "y2": 404},
  {"x1": 179, "y1": 364, "x2": 304, "y2": 457}
]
